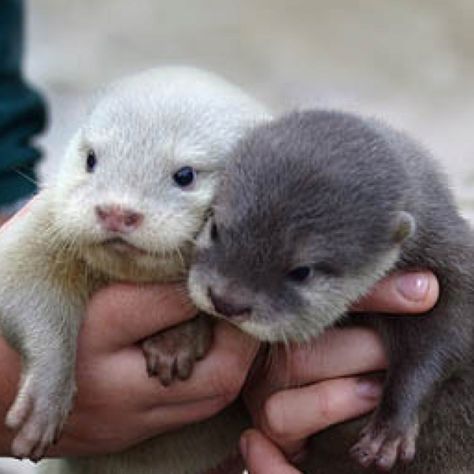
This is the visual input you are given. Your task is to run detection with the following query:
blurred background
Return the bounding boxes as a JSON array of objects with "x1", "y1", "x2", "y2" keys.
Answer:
[{"x1": 2, "y1": 0, "x2": 474, "y2": 471}]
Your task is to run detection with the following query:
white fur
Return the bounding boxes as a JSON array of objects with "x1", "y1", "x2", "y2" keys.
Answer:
[
  {"x1": 0, "y1": 66, "x2": 270, "y2": 472},
  {"x1": 52, "y1": 66, "x2": 270, "y2": 281}
]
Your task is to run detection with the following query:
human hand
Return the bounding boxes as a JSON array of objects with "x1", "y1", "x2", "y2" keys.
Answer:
[
  {"x1": 0, "y1": 213, "x2": 11, "y2": 226},
  {"x1": 0, "y1": 283, "x2": 258, "y2": 457},
  {"x1": 0, "y1": 196, "x2": 261, "y2": 457},
  {"x1": 241, "y1": 271, "x2": 439, "y2": 473},
  {"x1": 64, "y1": 284, "x2": 260, "y2": 456},
  {"x1": 0, "y1": 202, "x2": 259, "y2": 457},
  {"x1": 0, "y1": 196, "x2": 36, "y2": 230}
]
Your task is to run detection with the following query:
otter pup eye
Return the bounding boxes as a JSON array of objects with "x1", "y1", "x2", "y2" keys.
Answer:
[
  {"x1": 287, "y1": 266, "x2": 313, "y2": 283},
  {"x1": 86, "y1": 150, "x2": 97, "y2": 173},
  {"x1": 173, "y1": 166, "x2": 196, "y2": 188}
]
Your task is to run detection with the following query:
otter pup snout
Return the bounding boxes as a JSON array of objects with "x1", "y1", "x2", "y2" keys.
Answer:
[
  {"x1": 208, "y1": 288, "x2": 251, "y2": 320},
  {"x1": 95, "y1": 205, "x2": 144, "y2": 233}
]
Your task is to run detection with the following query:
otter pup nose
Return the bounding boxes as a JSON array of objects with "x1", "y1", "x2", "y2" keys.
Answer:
[
  {"x1": 208, "y1": 288, "x2": 251, "y2": 319},
  {"x1": 95, "y1": 205, "x2": 144, "y2": 233}
]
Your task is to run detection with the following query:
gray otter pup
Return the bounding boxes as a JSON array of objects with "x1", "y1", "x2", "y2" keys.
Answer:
[
  {"x1": 189, "y1": 110, "x2": 474, "y2": 472},
  {"x1": 0, "y1": 66, "x2": 270, "y2": 473}
]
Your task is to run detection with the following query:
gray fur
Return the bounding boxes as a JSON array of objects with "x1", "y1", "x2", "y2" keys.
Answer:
[{"x1": 189, "y1": 110, "x2": 474, "y2": 472}]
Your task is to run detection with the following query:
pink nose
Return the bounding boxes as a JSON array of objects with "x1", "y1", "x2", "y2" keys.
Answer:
[{"x1": 95, "y1": 205, "x2": 144, "y2": 233}]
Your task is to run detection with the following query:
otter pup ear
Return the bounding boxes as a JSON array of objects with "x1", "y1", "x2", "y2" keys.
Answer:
[{"x1": 392, "y1": 211, "x2": 416, "y2": 243}]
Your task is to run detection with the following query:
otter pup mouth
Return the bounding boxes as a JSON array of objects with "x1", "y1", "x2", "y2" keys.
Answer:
[{"x1": 101, "y1": 237, "x2": 147, "y2": 256}]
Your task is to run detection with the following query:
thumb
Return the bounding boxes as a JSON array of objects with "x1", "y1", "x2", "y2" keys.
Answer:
[
  {"x1": 83, "y1": 282, "x2": 197, "y2": 351},
  {"x1": 240, "y1": 429, "x2": 302, "y2": 474},
  {"x1": 352, "y1": 271, "x2": 439, "y2": 314}
]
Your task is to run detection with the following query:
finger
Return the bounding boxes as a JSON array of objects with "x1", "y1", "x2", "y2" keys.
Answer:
[
  {"x1": 83, "y1": 283, "x2": 197, "y2": 350},
  {"x1": 59, "y1": 395, "x2": 229, "y2": 458},
  {"x1": 241, "y1": 429, "x2": 302, "y2": 474},
  {"x1": 249, "y1": 328, "x2": 386, "y2": 392},
  {"x1": 78, "y1": 321, "x2": 259, "y2": 408},
  {"x1": 289, "y1": 328, "x2": 386, "y2": 382},
  {"x1": 140, "y1": 396, "x2": 232, "y2": 436},
  {"x1": 261, "y1": 375, "x2": 383, "y2": 454},
  {"x1": 187, "y1": 322, "x2": 259, "y2": 404},
  {"x1": 75, "y1": 346, "x2": 224, "y2": 411},
  {"x1": 352, "y1": 271, "x2": 439, "y2": 314}
]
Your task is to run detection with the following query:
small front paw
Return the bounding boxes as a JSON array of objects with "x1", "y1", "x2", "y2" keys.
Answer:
[
  {"x1": 6, "y1": 374, "x2": 74, "y2": 461},
  {"x1": 142, "y1": 314, "x2": 213, "y2": 386},
  {"x1": 349, "y1": 414, "x2": 419, "y2": 471}
]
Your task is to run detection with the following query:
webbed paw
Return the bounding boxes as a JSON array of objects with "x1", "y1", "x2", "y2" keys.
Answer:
[
  {"x1": 142, "y1": 314, "x2": 213, "y2": 386},
  {"x1": 6, "y1": 374, "x2": 74, "y2": 461},
  {"x1": 350, "y1": 414, "x2": 419, "y2": 471}
]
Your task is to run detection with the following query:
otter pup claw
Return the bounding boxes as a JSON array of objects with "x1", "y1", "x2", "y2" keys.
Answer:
[
  {"x1": 6, "y1": 373, "x2": 74, "y2": 461},
  {"x1": 350, "y1": 415, "x2": 419, "y2": 471},
  {"x1": 142, "y1": 314, "x2": 213, "y2": 386}
]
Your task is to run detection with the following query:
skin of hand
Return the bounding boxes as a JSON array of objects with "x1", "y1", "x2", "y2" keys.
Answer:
[
  {"x1": 241, "y1": 271, "x2": 439, "y2": 473},
  {"x1": 0, "y1": 201, "x2": 259, "y2": 457},
  {"x1": 0, "y1": 205, "x2": 439, "y2": 464},
  {"x1": 0, "y1": 283, "x2": 259, "y2": 457}
]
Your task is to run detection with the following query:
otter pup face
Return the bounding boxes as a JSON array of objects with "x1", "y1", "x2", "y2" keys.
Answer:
[
  {"x1": 189, "y1": 111, "x2": 415, "y2": 342},
  {"x1": 50, "y1": 67, "x2": 269, "y2": 278}
]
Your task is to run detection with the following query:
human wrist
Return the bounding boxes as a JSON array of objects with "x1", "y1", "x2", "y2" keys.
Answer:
[
  {"x1": 0, "y1": 195, "x2": 34, "y2": 227},
  {"x1": 0, "y1": 195, "x2": 33, "y2": 215}
]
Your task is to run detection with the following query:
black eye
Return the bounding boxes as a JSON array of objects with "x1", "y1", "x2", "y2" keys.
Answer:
[
  {"x1": 210, "y1": 222, "x2": 218, "y2": 241},
  {"x1": 173, "y1": 166, "x2": 196, "y2": 188},
  {"x1": 287, "y1": 266, "x2": 312, "y2": 283},
  {"x1": 86, "y1": 150, "x2": 97, "y2": 173}
]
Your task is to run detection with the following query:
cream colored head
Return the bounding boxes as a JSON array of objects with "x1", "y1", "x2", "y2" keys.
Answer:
[{"x1": 51, "y1": 67, "x2": 270, "y2": 281}]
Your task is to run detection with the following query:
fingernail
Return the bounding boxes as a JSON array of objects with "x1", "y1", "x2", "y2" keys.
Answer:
[
  {"x1": 396, "y1": 273, "x2": 429, "y2": 302},
  {"x1": 356, "y1": 376, "x2": 383, "y2": 399}
]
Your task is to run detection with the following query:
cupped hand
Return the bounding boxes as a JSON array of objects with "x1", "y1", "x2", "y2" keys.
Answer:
[
  {"x1": 241, "y1": 271, "x2": 439, "y2": 473},
  {"x1": 55, "y1": 283, "x2": 259, "y2": 456},
  {"x1": 0, "y1": 200, "x2": 260, "y2": 458},
  {"x1": 0, "y1": 284, "x2": 258, "y2": 457}
]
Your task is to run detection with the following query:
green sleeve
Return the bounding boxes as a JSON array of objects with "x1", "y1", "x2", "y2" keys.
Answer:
[{"x1": 0, "y1": 0, "x2": 47, "y2": 208}]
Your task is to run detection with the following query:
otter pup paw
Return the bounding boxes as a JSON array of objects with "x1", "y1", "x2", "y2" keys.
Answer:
[
  {"x1": 142, "y1": 314, "x2": 213, "y2": 386},
  {"x1": 6, "y1": 373, "x2": 74, "y2": 461},
  {"x1": 349, "y1": 415, "x2": 419, "y2": 471}
]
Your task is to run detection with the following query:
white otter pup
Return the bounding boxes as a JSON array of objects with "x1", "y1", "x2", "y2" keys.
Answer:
[{"x1": 0, "y1": 66, "x2": 269, "y2": 470}]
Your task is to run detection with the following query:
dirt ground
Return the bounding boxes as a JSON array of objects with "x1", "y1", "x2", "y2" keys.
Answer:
[{"x1": 2, "y1": 0, "x2": 474, "y2": 472}]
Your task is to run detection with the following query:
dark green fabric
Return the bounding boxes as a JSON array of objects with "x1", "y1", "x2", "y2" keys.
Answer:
[{"x1": 0, "y1": 0, "x2": 47, "y2": 208}]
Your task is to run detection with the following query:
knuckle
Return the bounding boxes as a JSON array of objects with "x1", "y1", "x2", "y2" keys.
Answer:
[
  {"x1": 211, "y1": 356, "x2": 248, "y2": 404},
  {"x1": 313, "y1": 384, "x2": 335, "y2": 428},
  {"x1": 263, "y1": 393, "x2": 288, "y2": 439},
  {"x1": 215, "y1": 377, "x2": 244, "y2": 405},
  {"x1": 288, "y1": 345, "x2": 316, "y2": 375},
  {"x1": 88, "y1": 285, "x2": 121, "y2": 315},
  {"x1": 206, "y1": 395, "x2": 230, "y2": 415}
]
